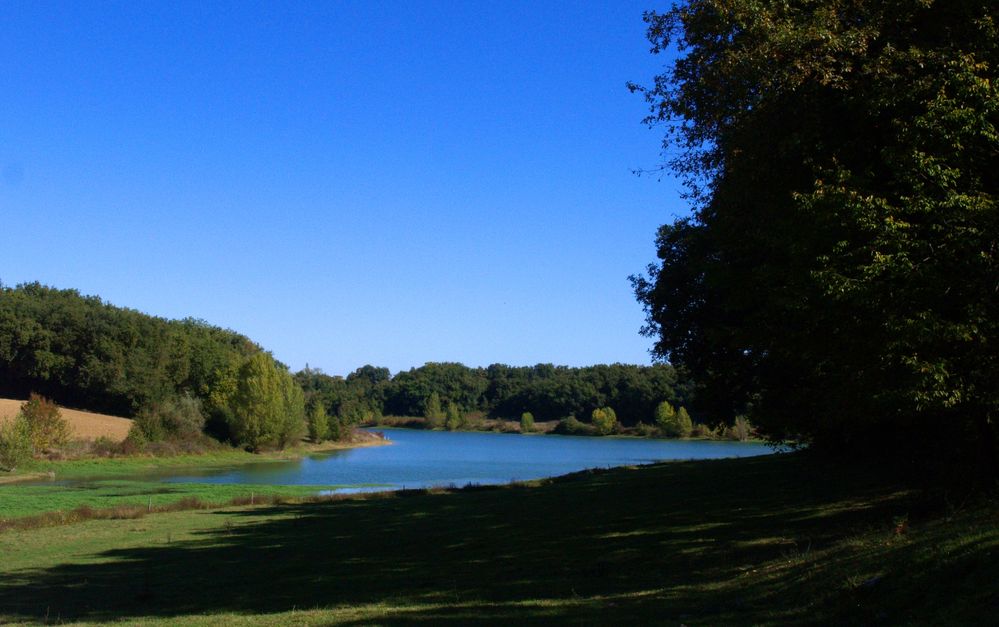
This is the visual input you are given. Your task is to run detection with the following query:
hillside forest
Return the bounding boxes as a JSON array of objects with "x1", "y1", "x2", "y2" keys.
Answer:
[{"x1": 0, "y1": 282, "x2": 696, "y2": 451}]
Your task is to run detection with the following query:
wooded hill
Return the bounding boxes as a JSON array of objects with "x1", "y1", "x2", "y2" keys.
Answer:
[{"x1": 0, "y1": 283, "x2": 692, "y2": 448}]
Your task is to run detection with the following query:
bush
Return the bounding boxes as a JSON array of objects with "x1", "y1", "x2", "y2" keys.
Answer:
[
  {"x1": 120, "y1": 424, "x2": 149, "y2": 455},
  {"x1": 520, "y1": 412, "x2": 535, "y2": 433},
  {"x1": 726, "y1": 415, "x2": 753, "y2": 442},
  {"x1": 20, "y1": 394, "x2": 70, "y2": 452},
  {"x1": 134, "y1": 394, "x2": 206, "y2": 443},
  {"x1": 591, "y1": 407, "x2": 618, "y2": 435},
  {"x1": 691, "y1": 422, "x2": 718, "y2": 438},
  {"x1": 89, "y1": 435, "x2": 120, "y2": 457},
  {"x1": 0, "y1": 413, "x2": 33, "y2": 471},
  {"x1": 555, "y1": 415, "x2": 594, "y2": 436},
  {"x1": 635, "y1": 421, "x2": 658, "y2": 437}
]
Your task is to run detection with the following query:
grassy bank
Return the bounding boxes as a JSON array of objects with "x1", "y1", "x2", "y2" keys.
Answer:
[
  {"x1": 1, "y1": 452, "x2": 996, "y2": 625},
  {"x1": 0, "y1": 434, "x2": 390, "y2": 518}
]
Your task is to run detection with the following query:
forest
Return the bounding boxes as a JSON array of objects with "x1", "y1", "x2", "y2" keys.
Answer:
[{"x1": 0, "y1": 282, "x2": 693, "y2": 450}]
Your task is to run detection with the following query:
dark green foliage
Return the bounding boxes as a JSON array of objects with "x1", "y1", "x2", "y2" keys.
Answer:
[
  {"x1": 133, "y1": 394, "x2": 206, "y2": 444},
  {"x1": 630, "y1": 0, "x2": 999, "y2": 474},
  {"x1": 0, "y1": 283, "x2": 261, "y2": 418},
  {"x1": 554, "y1": 415, "x2": 594, "y2": 436},
  {"x1": 373, "y1": 361, "x2": 687, "y2": 426},
  {"x1": 294, "y1": 366, "x2": 384, "y2": 436}
]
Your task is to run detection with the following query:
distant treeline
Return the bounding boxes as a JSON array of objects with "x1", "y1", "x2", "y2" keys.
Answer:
[
  {"x1": 297, "y1": 361, "x2": 690, "y2": 427},
  {"x1": 0, "y1": 282, "x2": 694, "y2": 449}
]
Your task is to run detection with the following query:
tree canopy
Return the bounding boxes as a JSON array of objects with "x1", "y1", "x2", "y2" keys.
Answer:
[{"x1": 630, "y1": 0, "x2": 998, "y2": 474}]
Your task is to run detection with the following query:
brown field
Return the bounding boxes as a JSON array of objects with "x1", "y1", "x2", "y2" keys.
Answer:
[{"x1": 0, "y1": 399, "x2": 131, "y2": 441}]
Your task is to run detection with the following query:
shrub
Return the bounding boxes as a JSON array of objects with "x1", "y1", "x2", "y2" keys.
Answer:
[
  {"x1": 555, "y1": 415, "x2": 594, "y2": 436},
  {"x1": 691, "y1": 422, "x2": 717, "y2": 438},
  {"x1": 635, "y1": 421, "x2": 658, "y2": 437},
  {"x1": 591, "y1": 407, "x2": 618, "y2": 435},
  {"x1": 729, "y1": 415, "x2": 753, "y2": 442},
  {"x1": 520, "y1": 412, "x2": 535, "y2": 433},
  {"x1": 120, "y1": 424, "x2": 149, "y2": 455},
  {"x1": 20, "y1": 394, "x2": 70, "y2": 452},
  {"x1": 135, "y1": 394, "x2": 206, "y2": 443},
  {"x1": 0, "y1": 413, "x2": 33, "y2": 471},
  {"x1": 90, "y1": 435, "x2": 120, "y2": 457}
]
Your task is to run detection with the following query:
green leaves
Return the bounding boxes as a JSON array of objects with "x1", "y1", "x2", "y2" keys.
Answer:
[{"x1": 633, "y1": 0, "x2": 999, "y2": 470}]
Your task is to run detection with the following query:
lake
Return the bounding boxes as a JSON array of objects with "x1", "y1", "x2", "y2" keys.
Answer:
[{"x1": 164, "y1": 428, "x2": 777, "y2": 491}]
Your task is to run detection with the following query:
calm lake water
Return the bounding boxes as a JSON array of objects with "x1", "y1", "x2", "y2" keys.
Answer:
[{"x1": 163, "y1": 428, "x2": 776, "y2": 491}]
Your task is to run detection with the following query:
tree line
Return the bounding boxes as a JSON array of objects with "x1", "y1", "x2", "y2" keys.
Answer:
[
  {"x1": 0, "y1": 282, "x2": 699, "y2": 452},
  {"x1": 0, "y1": 282, "x2": 303, "y2": 451},
  {"x1": 297, "y1": 360, "x2": 691, "y2": 428}
]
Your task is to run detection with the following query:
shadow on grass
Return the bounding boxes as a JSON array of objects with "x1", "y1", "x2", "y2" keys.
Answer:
[{"x1": 1, "y1": 453, "x2": 994, "y2": 624}]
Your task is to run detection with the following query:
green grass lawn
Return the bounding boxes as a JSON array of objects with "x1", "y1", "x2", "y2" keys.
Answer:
[{"x1": 1, "y1": 452, "x2": 997, "y2": 625}]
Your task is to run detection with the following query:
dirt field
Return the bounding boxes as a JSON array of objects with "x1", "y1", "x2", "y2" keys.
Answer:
[{"x1": 0, "y1": 399, "x2": 131, "y2": 441}]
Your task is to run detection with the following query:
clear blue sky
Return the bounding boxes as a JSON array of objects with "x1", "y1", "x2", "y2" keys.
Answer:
[{"x1": 0, "y1": 1, "x2": 683, "y2": 376}]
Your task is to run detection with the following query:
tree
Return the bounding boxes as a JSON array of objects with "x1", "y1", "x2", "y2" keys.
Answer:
[
  {"x1": 656, "y1": 400, "x2": 690, "y2": 438},
  {"x1": 307, "y1": 398, "x2": 330, "y2": 443},
  {"x1": 445, "y1": 401, "x2": 465, "y2": 431},
  {"x1": 423, "y1": 392, "x2": 444, "y2": 429},
  {"x1": 520, "y1": 411, "x2": 535, "y2": 433},
  {"x1": 630, "y1": 0, "x2": 999, "y2": 474},
  {"x1": 20, "y1": 393, "x2": 70, "y2": 452},
  {"x1": 591, "y1": 406, "x2": 618, "y2": 435},
  {"x1": 675, "y1": 406, "x2": 693, "y2": 438},
  {"x1": 227, "y1": 353, "x2": 305, "y2": 451}
]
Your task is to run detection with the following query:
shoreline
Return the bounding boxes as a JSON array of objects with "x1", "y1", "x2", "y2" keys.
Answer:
[{"x1": 2, "y1": 428, "x2": 391, "y2": 484}]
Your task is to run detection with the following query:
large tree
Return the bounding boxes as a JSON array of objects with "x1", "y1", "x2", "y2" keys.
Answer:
[{"x1": 630, "y1": 1, "x2": 998, "y2": 473}]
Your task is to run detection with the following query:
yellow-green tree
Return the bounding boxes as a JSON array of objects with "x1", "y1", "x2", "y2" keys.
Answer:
[
  {"x1": 591, "y1": 406, "x2": 618, "y2": 435},
  {"x1": 424, "y1": 392, "x2": 444, "y2": 429},
  {"x1": 306, "y1": 399, "x2": 330, "y2": 443},
  {"x1": 20, "y1": 393, "x2": 70, "y2": 452},
  {"x1": 520, "y1": 411, "x2": 535, "y2": 433},
  {"x1": 227, "y1": 353, "x2": 305, "y2": 451}
]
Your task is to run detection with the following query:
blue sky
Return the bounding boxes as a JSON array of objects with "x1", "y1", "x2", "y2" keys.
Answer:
[{"x1": 0, "y1": 1, "x2": 684, "y2": 376}]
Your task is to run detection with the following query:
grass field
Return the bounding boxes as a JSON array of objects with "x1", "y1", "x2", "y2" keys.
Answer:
[{"x1": 1, "y1": 452, "x2": 997, "y2": 625}]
